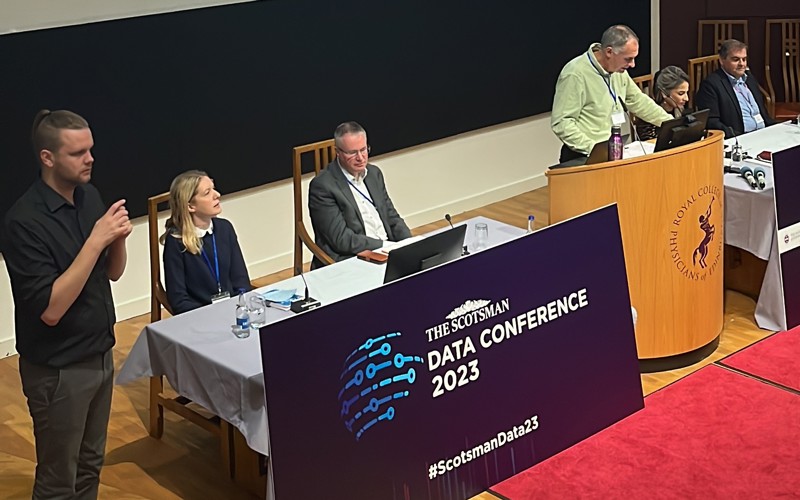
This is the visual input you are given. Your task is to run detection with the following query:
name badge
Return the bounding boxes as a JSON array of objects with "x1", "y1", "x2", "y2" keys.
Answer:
[
  {"x1": 611, "y1": 110, "x2": 626, "y2": 126},
  {"x1": 754, "y1": 114, "x2": 765, "y2": 126},
  {"x1": 211, "y1": 290, "x2": 231, "y2": 303}
]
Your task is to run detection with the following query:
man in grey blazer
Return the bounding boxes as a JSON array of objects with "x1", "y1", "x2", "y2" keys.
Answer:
[{"x1": 309, "y1": 121, "x2": 411, "y2": 268}]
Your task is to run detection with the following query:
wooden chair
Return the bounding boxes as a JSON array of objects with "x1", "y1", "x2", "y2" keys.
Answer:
[
  {"x1": 688, "y1": 54, "x2": 772, "y2": 115},
  {"x1": 697, "y1": 20, "x2": 748, "y2": 56},
  {"x1": 147, "y1": 193, "x2": 172, "y2": 324},
  {"x1": 687, "y1": 55, "x2": 720, "y2": 108},
  {"x1": 632, "y1": 74, "x2": 654, "y2": 98},
  {"x1": 629, "y1": 74, "x2": 655, "y2": 133},
  {"x1": 292, "y1": 139, "x2": 336, "y2": 276},
  {"x1": 688, "y1": 55, "x2": 776, "y2": 116},
  {"x1": 765, "y1": 18, "x2": 800, "y2": 120},
  {"x1": 146, "y1": 192, "x2": 234, "y2": 478}
]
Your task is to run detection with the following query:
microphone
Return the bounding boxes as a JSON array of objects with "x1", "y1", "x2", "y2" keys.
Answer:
[
  {"x1": 724, "y1": 125, "x2": 742, "y2": 154},
  {"x1": 727, "y1": 126, "x2": 745, "y2": 164},
  {"x1": 739, "y1": 166, "x2": 758, "y2": 189},
  {"x1": 445, "y1": 213, "x2": 470, "y2": 255},
  {"x1": 663, "y1": 94, "x2": 681, "y2": 110},
  {"x1": 618, "y1": 96, "x2": 647, "y2": 156},
  {"x1": 617, "y1": 96, "x2": 628, "y2": 113},
  {"x1": 753, "y1": 167, "x2": 766, "y2": 189},
  {"x1": 290, "y1": 272, "x2": 321, "y2": 313}
]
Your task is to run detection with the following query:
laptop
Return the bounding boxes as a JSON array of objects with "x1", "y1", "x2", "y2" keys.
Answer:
[
  {"x1": 586, "y1": 140, "x2": 610, "y2": 165},
  {"x1": 586, "y1": 127, "x2": 632, "y2": 165}
]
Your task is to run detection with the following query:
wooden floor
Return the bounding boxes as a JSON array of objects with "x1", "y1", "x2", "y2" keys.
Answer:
[{"x1": 0, "y1": 186, "x2": 774, "y2": 499}]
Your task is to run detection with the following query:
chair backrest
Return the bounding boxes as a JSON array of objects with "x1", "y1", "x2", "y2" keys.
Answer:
[
  {"x1": 292, "y1": 139, "x2": 336, "y2": 276},
  {"x1": 687, "y1": 54, "x2": 720, "y2": 108},
  {"x1": 765, "y1": 18, "x2": 800, "y2": 107},
  {"x1": 629, "y1": 74, "x2": 655, "y2": 126},
  {"x1": 148, "y1": 192, "x2": 174, "y2": 322},
  {"x1": 632, "y1": 74, "x2": 654, "y2": 98},
  {"x1": 697, "y1": 20, "x2": 748, "y2": 56}
]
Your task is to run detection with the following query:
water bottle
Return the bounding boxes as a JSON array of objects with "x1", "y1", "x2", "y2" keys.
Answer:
[
  {"x1": 234, "y1": 290, "x2": 250, "y2": 337},
  {"x1": 608, "y1": 125, "x2": 623, "y2": 161},
  {"x1": 527, "y1": 215, "x2": 535, "y2": 234}
]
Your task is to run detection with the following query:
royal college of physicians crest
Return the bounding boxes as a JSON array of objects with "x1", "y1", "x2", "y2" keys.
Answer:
[{"x1": 669, "y1": 184, "x2": 723, "y2": 281}]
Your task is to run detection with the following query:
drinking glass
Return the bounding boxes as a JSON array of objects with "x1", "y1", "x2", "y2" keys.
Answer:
[
  {"x1": 248, "y1": 294, "x2": 267, "y2": 329},
  {"x1": 231, "y1": 325, "x2": 250, "y2": 339},
  {"x1": 473, "y1": 222, "x2": 489, "y2": 251}
]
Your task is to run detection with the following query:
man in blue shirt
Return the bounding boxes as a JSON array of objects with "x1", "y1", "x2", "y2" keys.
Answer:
[{"x1": 695, "y1": 39, "x2": 776, "y2": 137}]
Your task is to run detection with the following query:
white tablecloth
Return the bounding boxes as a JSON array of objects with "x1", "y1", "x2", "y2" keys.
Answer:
[
  {"x1": 722, "y1": 122, "x2": 800, "y2": 331},
  {"x1": 116, "y1": 216, "x2": 525, "y2": 456}
]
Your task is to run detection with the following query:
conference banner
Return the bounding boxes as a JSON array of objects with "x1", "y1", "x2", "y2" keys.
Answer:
[
  {"x1": 773, "y1": 144, "x2": 800, "y2": 329},
  {"x1": 260, "y1": 205, "x2": 643, "y2": 499}
]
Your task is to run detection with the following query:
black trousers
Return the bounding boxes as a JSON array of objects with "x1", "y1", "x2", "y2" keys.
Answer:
[
  {"x1": 559, "y1": 144, "x2": 588, "y2": 164},
  {"x1": 19, "y1": 349, "x2": 114, "y2": 500}
]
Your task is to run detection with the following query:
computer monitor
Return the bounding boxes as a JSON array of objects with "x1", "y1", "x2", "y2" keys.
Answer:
[
  {"x1": 383, "y1": 225, "x2": 467, "y2": 284},
  {"x1": 654, "y1": 109, "x2": 709, "y2": 152}
]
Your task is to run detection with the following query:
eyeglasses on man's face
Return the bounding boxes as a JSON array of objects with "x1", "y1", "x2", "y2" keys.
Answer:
[{"x1": 338, "y1": 145, "x2": 371, "y2": 158}]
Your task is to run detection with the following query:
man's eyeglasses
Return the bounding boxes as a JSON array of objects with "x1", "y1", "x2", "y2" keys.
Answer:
[{"x1": 338, "y1": 145, "x2": 371, "y2": 158}]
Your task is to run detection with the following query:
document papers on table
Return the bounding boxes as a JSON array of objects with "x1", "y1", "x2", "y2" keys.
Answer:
[{"x1": 623, "y1": 141, "x2": 655, "y2": 158}]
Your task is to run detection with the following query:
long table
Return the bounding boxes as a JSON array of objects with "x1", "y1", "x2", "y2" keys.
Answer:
[
  {"x1": 723, "y1": 122, "x2": 800, "y2": 331},
  {"x1": 116, "y1": 216, "x2": 525, "y2": 460}
]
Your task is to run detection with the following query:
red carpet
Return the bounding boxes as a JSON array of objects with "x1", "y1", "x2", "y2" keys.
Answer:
[
  {"x1": 490, "y1": 365, "x2": 800, "y2": 499},
  {"x1": 719, "y1": 328, "x2": 800, "y2": 392}
]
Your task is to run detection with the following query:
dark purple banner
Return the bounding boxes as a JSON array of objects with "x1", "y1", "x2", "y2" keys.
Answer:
[
  {"x1": 773, "y1": 145, "x2": 800, "y2": 328},
  {"x1": 260, "y1": 205, "x2": 643, "y2": 499}
]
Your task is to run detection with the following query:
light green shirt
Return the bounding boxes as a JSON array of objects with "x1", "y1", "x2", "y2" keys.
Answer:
[{"x1": 551, "y1": 43, "x2": 672, "y2": 155}]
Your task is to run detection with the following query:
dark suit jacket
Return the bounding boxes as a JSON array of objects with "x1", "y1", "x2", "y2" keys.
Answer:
[
  {"x1": 308, "y1": 161, "x2": 411, "y2": 267},
  {"x1": 163, "y1": 217, "x2": 251, "y2": 314},
  {"x1": 695, "y1": 68, "x2": 776, "y2": 137}
]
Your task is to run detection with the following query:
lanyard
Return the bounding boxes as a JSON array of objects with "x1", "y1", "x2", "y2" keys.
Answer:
[
  {"x1": 733, "y1": 80, "x2": 756, "y2": 112},
  {"x1": 346, "y1": 179, "x2": 376, "y2": 208},
  {"x1": 200, "y1": 233, "x2": 221, "y2": 293},
  {"x1": 587, "y1": 52, "x2": 617, "y2": 104}
]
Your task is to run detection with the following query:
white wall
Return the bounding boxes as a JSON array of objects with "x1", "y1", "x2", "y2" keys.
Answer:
[
  {"x1": 0, "y1": 0, "x2": 660, "y2": 357},
  {"x1": 651, "y1": 0, "x2": 661, "y2": 72},
  {"x1": 0, "y1": 0, "x2": 253, "y2": 34},
  {"x1": 0, "y1": 107, "x2": 557, "y2": 355}
]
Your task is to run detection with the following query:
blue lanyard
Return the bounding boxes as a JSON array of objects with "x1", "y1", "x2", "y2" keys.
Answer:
[
  {"x1": 587, "y1": 52, "x2": 617, "y2": 104},
  {"x1": 200, "y1": 233, "x2": 221, "y2": 293},
  {"x1": 346, "y1": 179, "x2": 376, "y2": 208}
]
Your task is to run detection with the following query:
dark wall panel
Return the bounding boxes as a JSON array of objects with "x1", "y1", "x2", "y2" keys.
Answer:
[
  {"x1": 0, "y1": 0, "x2": 650, "y2": 234},
  {"x1": 660, "y1": 0, "x2": 797, "y2": 87}
]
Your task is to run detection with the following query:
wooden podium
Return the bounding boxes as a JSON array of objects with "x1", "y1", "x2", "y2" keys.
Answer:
[{"x1": 548, "y1": 131, "x2": 725, "y2": 370}]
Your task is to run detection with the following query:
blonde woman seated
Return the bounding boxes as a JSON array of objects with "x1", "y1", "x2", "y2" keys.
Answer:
[
  {"x1": 162, "y1": 170, "x2": 250, "y2": 314},
  {"x1": 635, "y1": 66, "x2": 690, "y2": 140}
]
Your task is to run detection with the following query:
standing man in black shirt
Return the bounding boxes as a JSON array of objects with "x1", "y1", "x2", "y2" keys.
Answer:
[{"x1": 3, "y1": 109, "x2": 132, "y2": 499}]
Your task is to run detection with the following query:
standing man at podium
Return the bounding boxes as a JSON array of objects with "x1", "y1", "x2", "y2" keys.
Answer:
[{"x1": 551, "y1": 25, "x2": 672, "y2": 164}]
